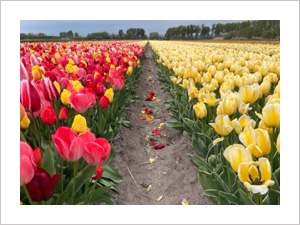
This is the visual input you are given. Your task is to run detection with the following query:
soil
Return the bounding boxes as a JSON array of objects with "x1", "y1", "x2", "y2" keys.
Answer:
[{"x1": 110, "y1": 45, "x2": 214, "y2": 205}]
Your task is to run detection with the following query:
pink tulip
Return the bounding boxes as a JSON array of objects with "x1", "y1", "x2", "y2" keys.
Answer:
[
  {"x1": 20, "y1": 80, "x2": 41, "y2": 113},
  {"x1": 42, "y1": 77, "x2": 59, "y2": 101},
  {"x1": 69, "y1": 88, "x2": 96, "y2": 113},
  {"x1": 83, "y1": 137, "x2": 111, "y2": 166},
  {"x1": 20, "y1": 142, "x2": 36, "y2": 186},
  {"x1": 52, "y1": 127, "x2": 82, "y2": 161}
]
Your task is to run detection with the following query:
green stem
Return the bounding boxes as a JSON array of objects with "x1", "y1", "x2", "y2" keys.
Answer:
[
  {"x1": 256, "y1": 193, "x2": 260, "y2": 205},
  {"x1": 47, "y1": 125, "x2": 51, "y2": 142},
  {"x1": 84, "y1": 167, "x2": 95, "y2": 194},
  {"x1": 31, "y1": 113, "x2": 41, "y2": 149},
  {"x1": 60, "y1": 159, "x2": 64, "y2": 193},
  {"x1": 71, "y1": 161, "x2": 78, "y2": 205},
  {"x1": 20, "y1": 130, "x2": 26, "y2": 142},
  {"x1": 88, "y1": 182, "x2": 97, "y2": 205},
  {"x1": 22, "y1": 185, "x2": 33, "y2": 205},
  {"x1": 246, "y1": 191, "x2": 250, "y2": 205}
]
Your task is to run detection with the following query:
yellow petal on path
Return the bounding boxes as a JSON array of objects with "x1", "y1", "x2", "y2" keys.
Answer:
[
  {"x1": 182, "y1": 198, "x2": 189, "y2": 205},
  {"x1": 158, "y1": 123, "x2": 165, "y2": 128},
  {"x1": 156, "y1": 195, "x2": 163, "y2": 202},
  {"x1": 149, "y1": 158, "x2": 156, "y2": 164},
  {"x1": 156, "y1": 99, "x2": 160, "y2": 103},
  {"x1": 147, "y1": 185, "x2": 152, "y2": 192}
]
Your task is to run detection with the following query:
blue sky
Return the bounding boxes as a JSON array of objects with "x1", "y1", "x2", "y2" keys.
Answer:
[{"x1": 20, "y1": 20, "x2": 244, "y2": 36}]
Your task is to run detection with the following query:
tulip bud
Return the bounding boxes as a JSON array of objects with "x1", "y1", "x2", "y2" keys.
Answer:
[
  {"x1": 104, "y1": 88, "x2": 114, "y2": 103},
  {"x1": 53, "y1": 81, "x2": 61, "y2": 94},
  {"x1": 60, "y1": 89, "x2": 71, "y2": 105},
  {"x1": 31, "y1": 65, "x2": 44, "y2": 80},
  {"x1": 193, "y1": 102, "x2": 207, "y2": 119},
  {"x1": 92, "y1": 166, "x2": 104, "y2": 180},
  {"x1": 26, "y1": 168, "x2": 60, "y2": 202},
  {"x1": 20, "y1": 103, "x2": 25, "y2": 122},
  {"x1": 58, "y1": 107, "x2": 69, "y2": 120},
  {"x1": 71, "y1": 114, "x2": 88, "y2": 133},
  {"x1": 40, "y1": 106, "x2": 57, "y2": 125},
  {"x1": 20, "y1": 80, "x2": 41, "y2": 113},
  {"x1": 208, "y1": 155, "x2": 217, "y2": 167},
  {"x1": 20, "y1": 113, "x2": 31, "y2": 129},
  {"x1": 99, "y1": 96, "x2": 110, "y2": 108},
  {"x1": 33, "y1": 148, "x2": 42, "y2": 167}
]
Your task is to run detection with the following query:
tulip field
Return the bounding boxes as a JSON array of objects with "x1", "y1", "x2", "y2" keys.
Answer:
[
  {"x1": 20, "y1": 40, "x2": 279, "y2": 205},
  {"x1": 20, "y1": 41, "x2": 145, "y2": 204},
  {"x1": 151, "y1": 41, "x2": 280, "y2": 205}
]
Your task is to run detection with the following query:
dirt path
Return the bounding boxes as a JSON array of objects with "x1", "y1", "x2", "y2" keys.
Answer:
[{"x1": 111, "y1": 45, "x2": 214, "y2": 205}]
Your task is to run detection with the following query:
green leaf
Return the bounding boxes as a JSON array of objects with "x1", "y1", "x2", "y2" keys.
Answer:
[
  {"x1": 268, "y1": 189, "x2": 280, "y2": 205},
  {"x1": 41, "y1": 145, "x2": 56, "y2": 176},
  {"x1": 204, "y1": 189, "x2": 230, "y2": 205},
  {"x1": 98, "y1": 178, "x2": 120, "y2": 193},
  {"x1": 89, "y1": 186, "x2": 111, "y2": 203},
  {"x1": 102, "y1": 164, "x2": 123, "y2": 183},
  {"x1": 218, "y1": 191, "x2": 244, "y2": 205},
  {"x1": 105, "y1": 146, "x2": 116, "y2": 165},
  {"x1": 165, "y1": 121, "x2": 185, "y2": 131},
  {"x1": 192, "y1": 133, "x2": 208, "y2": 158},
  {"x1": 237, "y1": 183, "x2": 255, "y2": 205},
  {"x1": 188, "y1": 154, "x2": 213, "y2": 172}
]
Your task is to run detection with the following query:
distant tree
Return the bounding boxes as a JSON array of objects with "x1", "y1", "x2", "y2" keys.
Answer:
[
  {"x1": 67, "y1": 30, "x2": 73, "y2": 38},
  {"x1": 149, "y1": 32, "x2": 160, "y2": 40},
  {"x1": 118, "y1": 29, "x2": 124, "y2": 39},
  {"x1": 75, "y1": 32, "x2": 79, "y2": 38},
  {"x1": 59, "y1": 32, "x2": 67, "y2": 38},
  {"x1": 195, "y1": 25, "x2": 201, "y2": 39}
]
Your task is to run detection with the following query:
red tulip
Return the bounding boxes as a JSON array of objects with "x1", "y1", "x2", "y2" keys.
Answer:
[
  {"x1": 92, "y1": 166, "x2": 103, "y2": 180},
  {"x1": 20, "y1": 142, "x2": 36, "y2": 186},
  {"x1": 26, "y1": 168, "x2": 60, "y2": 202},
  {"x1": 33, "y1": 148, "x2": 42, "y2": 167},
  {"x1": 83, "y1": 137, "x2": 111, "y2": 165},
  {"x1": 99, "y1": 96, "x2": 110, "y2": 108},
  {"x1": 58, "y1": 107, "x2": 69, "y2": 120},
  {"x1": 95, "y1": 82, "x2": 106, "y2": 97},
  {"x1": 20, "y1": 61, "x2": 28, "y2": 80},
  {"x1": 69, "y1": 88, "x2": 96, "y2": 113},
  {"x1": 40, "y1": 106, "x2": 56, "y2": 125},
  {"x1": 52, "y1": 127, "x2": 95, "y2": 161},
  {"x1": 42, "y1": 77, "x2": 59, "y2": 101},
  {"x1": 20, "y1": 80, "x2": 41, "y2": 113}
]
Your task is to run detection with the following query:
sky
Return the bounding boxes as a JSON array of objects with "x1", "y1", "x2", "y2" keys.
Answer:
[{"x1": 20, "y1": 20, "x2": 244, "y2": 36}]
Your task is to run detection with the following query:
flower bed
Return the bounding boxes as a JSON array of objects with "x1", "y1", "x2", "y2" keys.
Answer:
[
  {"x1": 150, "y1": 41, "x2": 280, "y2": 205},
  {"x1": 20, "y1": 41, "x2": 145, "y2": 205}
]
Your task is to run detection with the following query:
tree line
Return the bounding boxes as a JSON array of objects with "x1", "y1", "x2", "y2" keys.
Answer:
[
  {"x1": 164, "y1": 20, "x2": 280, "y2": 40},
  {"x1": 20, "y1": 20, "x2": 280, "y2": 41}
]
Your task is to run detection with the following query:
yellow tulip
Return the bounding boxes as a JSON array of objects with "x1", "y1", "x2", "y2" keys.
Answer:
[
  {"x1": 53, "y1": 81, "x2": 61, "y2": 94},
  {"x1": 239, "y1": 84, "x2": 260, "y2": 104},
  {"x1": 220, "y1": 91, "x2": 238, "y2": 116},
  {"x1": 238, "y1": 158, "x2": 274, "y2": 194},
  {"x1": 274, "y1": 81, "x2": 280, "y2": 97},
  {"x1": 126, "y1": 66, "x2": 133, "y2": 75},
  {"x1": 209, "y1": 115, "x2": 233, "y2": 136},
  {"x1": 258, "y1": 120, "x2": 273, "y2": 135},
  {"x1": 71, "y1": 114, "x2": 88, "y2": 134},
  {"x1": 277, "y1": 133, "x2": 280, "y2": 154},
  {"x1": 20, "y1": 113, "x2": 30, "y2": 129},
  {"x1": 31, "y1": 65, "x2": 44, "y2": 80},
  {"x1": 104, "y1": 88, "x2": 114, "y2": 103},
  {"x1": 55, "y1": 52, "x2": 61, "y2": 61},
  {"x1": 260, "y1": 81, "x2": 271, "y2": 96},
  {"x1": 256, "y1": 102, "x2": 280, "y2": 128},
  {"x1": 232, "y1": 115, "x2": 255, "y2": 134},
  {"x1": 253, "y1": 128, "x2": 271, "y2": 157},
  {"x1": 204, "y1": 92, "x2": 220, "y2": 107},
  {"x1": 65, "y1": 63, "x2": 74, "y2": 74},
  {"x1": 223, "y1": 144, "x2": 252, "y2": 172},
  {"x1": 193, "y1": 102, "x2": 207, "y2": 119},
  {"x1": 239, "y1": 127, "x2": 256, "y2": 147},
  {"x1": 71, "y1": 80, "x2": 83, "y2": 92},
  {"x1": 60, "y1": 89, "x2": 71, "y2": 105},
  {"x1": 238, "y1": 102, "x2": 252, "y2": 114}
]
